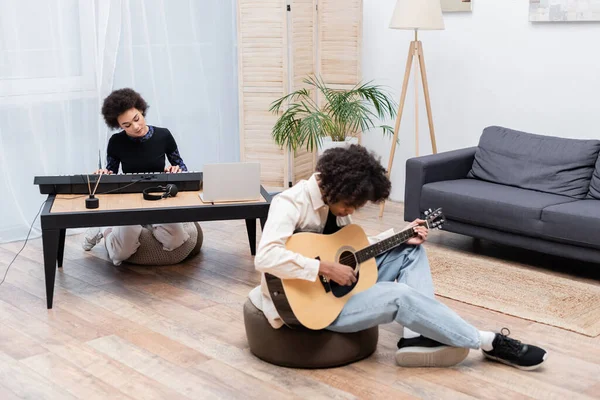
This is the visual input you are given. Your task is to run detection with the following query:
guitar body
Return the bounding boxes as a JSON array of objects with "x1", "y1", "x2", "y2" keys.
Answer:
[
  {"x1": 264, "y1": 208, "x2": 445, "y2": 330},
  {"x1": 265, "y1": 224, "x2": 377, "y2": 330}
]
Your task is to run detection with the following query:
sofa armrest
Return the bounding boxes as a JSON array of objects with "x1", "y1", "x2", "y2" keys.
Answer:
[{"x1": 404, "y1": 147, "x2": 476, "y2": 221}]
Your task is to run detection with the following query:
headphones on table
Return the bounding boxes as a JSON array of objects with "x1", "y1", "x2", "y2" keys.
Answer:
[{"x1": 142, "y1": 184, "x2": 179, "y2": 201}]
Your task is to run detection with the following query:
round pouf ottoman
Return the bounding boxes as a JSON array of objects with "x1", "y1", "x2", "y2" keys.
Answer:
[
  {"x1": 125, "y1": 222, "x2": 203, "y2": 266},
  {"x1": 243, "y1": 299, "x2": 378, "y2": 369}
]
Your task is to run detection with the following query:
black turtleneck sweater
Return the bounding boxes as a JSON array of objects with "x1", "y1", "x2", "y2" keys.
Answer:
[{"x1": 106, "y1": 126, "x2": 188, "y2": 174}]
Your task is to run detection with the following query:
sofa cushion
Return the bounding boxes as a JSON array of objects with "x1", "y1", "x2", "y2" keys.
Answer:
[
  {"x1": 421, "y1": 179, "x2": 575, "y2": 236},
  {"x1": 588, "y1": 154, "x2": 600, "y2": 200},
  {"x1": 541, "y1": 200, "x2": 600, "y2": 250},
  {"x1": 467, "y1": 126, "x2": 600, "y2": 199}
]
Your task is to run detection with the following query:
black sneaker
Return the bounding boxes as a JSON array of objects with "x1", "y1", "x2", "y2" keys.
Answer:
[
  {"x1": 482, "y1": 328, "x2": 547, "y2": 371},
  {"x1": 395, "y1": 336, "x2": 469, "y2": 368}
]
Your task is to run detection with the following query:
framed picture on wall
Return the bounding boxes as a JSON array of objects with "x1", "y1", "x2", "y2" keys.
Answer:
[
  {"x1": 529, "y1": 0, "x2": 600, "y2": 22},
  {"x1": 441, "y1": 0, "x2": 472, "y2": 12}
]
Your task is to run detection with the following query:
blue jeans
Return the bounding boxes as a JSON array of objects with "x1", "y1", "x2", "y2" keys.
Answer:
[{"x1": 327, "y1": 244, "x2": 481, "y2": 349}]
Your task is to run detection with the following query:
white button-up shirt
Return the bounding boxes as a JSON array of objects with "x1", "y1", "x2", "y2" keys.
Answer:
[{"x1": 249, "y1": 173, "x2": 395, "y2": 329}]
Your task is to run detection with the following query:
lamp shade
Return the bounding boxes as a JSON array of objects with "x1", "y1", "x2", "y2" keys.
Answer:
[{"x1": 389, "y1": 0, "x2": 445, "y2": 30}]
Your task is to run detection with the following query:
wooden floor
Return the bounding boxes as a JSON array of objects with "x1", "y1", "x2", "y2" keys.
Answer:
[{"x1": 0, "y1": 201, "x2": 599, "y2": 399}]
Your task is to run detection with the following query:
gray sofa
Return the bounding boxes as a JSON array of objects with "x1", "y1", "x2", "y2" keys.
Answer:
[{"x1": 404, "y1": 126, "x2": 600, "y2": 264}]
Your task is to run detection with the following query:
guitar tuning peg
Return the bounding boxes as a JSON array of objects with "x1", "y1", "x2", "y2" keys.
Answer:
[{"x1": 424, "y1": 210, "x2": 429, "y2": 216}]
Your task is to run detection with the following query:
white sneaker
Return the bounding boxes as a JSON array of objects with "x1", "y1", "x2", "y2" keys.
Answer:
[
  {"x1": 395, "y1": 336, "x2": 469, "y2": 368},
  {"x1": 82, "y1": 228, "x2": 103, "y2": 251}
]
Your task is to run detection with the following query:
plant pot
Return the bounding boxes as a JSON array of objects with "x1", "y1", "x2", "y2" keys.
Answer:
[{"x1": 318, "y1": 137, "x2": 359, "y2": 156}]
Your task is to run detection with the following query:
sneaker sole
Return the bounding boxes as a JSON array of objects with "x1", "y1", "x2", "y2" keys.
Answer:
[
  {"x1": 483, "y1": 352, "x2": 547, "y2": 371},
  {"x1": 82, "y1": 233, "x2": 103, "y2": 251},
  {"x1": 395, "y1": 346, "x2": 469, "y2": 368},
  {"x1": 82, "y1": 241, "x2": 98, "y2": 251}
]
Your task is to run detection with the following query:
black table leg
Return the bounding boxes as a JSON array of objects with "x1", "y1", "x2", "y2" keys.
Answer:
[
  {"x1": 259, "y1": 217, "x2": 267, "y2": 230},
  {"x1": 42, "y1": 229, "x2": 59, "y2": 309},
  {"x1": 245, "y1": 218, "x2": 257, "y2": 256},
  {"x1": 57, "y1": 228, "x2": 66, "y2": 268}
]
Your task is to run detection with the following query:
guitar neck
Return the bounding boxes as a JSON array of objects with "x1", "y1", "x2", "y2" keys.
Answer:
[{"x1": 355, "y1": 226, "x2": 419, "y2": 263}]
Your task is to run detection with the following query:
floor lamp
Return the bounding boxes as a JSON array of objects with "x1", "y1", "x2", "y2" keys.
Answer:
[{"x1": 379, "y1": 0, "x2": 445, "y2": 217}]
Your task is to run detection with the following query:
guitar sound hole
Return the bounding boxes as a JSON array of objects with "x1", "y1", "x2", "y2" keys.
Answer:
[{"x1": 330, "y1": 250, "x2": 359, "y2": 298}]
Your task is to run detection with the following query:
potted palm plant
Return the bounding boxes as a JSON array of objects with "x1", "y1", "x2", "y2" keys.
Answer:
[{"x1": 269, "y1": 76, "x2": 397, "y2": 154}]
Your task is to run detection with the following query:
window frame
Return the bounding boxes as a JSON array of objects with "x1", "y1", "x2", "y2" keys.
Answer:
[{"x1": 0, "y1": 0, "x2": 96, "y2": 97}]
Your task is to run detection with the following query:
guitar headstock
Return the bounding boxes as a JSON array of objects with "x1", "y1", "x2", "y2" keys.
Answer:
[{"x1": 423, "y1": 208, "x2": 445, "y2": 230}]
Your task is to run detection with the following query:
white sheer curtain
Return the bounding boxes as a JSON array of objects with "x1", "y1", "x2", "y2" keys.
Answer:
[{"x1": 0, "y1": 0, "x2": 239, "y2": 243}]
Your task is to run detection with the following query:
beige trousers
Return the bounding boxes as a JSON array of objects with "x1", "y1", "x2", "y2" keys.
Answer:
[{"x1": 105, "y1": 223, "x2": 190, "y2": 266}]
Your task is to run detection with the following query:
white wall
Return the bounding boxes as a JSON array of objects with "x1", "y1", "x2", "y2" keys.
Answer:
[{"x1": 362, "y1": 0, "x2": 600, "y2": 202}]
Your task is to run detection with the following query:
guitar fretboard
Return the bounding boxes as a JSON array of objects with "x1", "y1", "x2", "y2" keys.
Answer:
[{"x1": 355, "y1": 227, "x2": 417, "y2": 263}]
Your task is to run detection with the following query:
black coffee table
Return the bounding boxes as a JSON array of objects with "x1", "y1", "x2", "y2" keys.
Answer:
[{"x1": 39, "y1": 187, "x2": 272, "y2": 308}]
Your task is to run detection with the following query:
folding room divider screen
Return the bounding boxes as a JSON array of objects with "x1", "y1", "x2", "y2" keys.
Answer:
[{"x1": 237, "y1": 0, "x2": 363, "y2": 188}]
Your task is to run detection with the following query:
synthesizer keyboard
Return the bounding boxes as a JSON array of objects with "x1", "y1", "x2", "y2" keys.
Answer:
[{"x1": 34, "y1": 171, "x2": 203, "y2": 195}]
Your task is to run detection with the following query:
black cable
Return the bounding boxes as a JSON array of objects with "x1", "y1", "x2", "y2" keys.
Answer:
[
  {"x1": 97, "y1": 179, "x2": 145, "y2": 195},
  {"x1": 2, "y1": 176, "x2": 146, "y2": 287},
  {"x1": 1, "y1": 175, "x2": 145, "y2": 287},
  {"x1": 0, "y1": 200, "x2": 46, "y2": 287},
  {"x1": 68, "y1": 178, "x2": 145, "y2": 200},
  {"x1": 4, "y1": 173, "x2": 171, "y2": 285},
  {"x1": 2, "y1": 172, "x2": 166, "y2": 286}
]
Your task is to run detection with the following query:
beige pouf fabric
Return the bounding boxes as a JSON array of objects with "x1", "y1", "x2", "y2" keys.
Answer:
[
  {"x1": 125, "y1": 222, "x2": 203, "y2": 265},
  {"x1": 243, "y1": 299, "x2": 378, "y2": 369}
]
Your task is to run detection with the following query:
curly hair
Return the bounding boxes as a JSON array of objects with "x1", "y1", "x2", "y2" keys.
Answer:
[
  {"x1": 316, "y1": 144, "x2": 391, "y2": 208},
  {"x1": 101, "y1": 88, "x2": 149, "y2": 129}
]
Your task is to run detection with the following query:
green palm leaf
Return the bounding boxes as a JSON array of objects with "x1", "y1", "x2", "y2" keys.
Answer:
[{"x1": 270, "y1": 75, "x2": 398, "y2": 153}]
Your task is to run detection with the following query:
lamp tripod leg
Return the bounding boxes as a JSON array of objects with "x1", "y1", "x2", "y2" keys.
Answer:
[
  {"x1": 379, "y1": 41, "x2": 415, "y2": 218},
  {"x1": 417, "y1": 41, "x2": 437, "y2": 154},
  {"x1": 414, "y1": 41, "x2": 419, "y2": 157}
]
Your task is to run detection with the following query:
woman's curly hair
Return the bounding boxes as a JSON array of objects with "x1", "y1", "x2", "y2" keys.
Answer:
[
  {"x1": 316, "y1": 144, "x2": 391, "y2": 208},
  {"x1": 101, "y1": 88, "x2": 149, "y2": 129}
]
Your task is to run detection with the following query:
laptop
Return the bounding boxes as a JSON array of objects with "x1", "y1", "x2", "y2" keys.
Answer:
[{"x1": 199, "y1": 162, "x2": 262, "y2": 203}]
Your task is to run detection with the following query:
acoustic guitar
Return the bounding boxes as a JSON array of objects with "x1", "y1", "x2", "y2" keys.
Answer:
[{"x1": 265, "y1": 208, "x2": 445, "y2": 330}]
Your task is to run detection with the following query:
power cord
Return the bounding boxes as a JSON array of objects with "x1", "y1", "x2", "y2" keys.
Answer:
[
  {"x1": 1, "y1": 177, "x2": 151, "y2": 286},
  {"x1": 0, "y1": 200, "x2": 46, "y2": 287},
  {"x1": 68, "y1": 178, "x2": 145, "y2": 200}
]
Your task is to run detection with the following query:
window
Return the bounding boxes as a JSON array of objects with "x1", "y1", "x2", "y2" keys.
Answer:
[{"x1": 0, "y1": 0, "x2": 95, "y2": 97}]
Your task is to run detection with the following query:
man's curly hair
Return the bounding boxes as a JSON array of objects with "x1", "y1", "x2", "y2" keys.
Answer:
[
  {"x1": 316, "y1": 144, "x2": 391, "y2": 208},
  {"x1": 101, "y1": 88, "x2": 149, "y2": 129}
]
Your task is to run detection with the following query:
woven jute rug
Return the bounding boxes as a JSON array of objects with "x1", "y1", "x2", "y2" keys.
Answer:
[{"x1": 425, "y1": 244, "x2": 600, "y2": 337}]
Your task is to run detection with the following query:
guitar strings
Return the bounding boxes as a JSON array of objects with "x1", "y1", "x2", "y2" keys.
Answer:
[{"x1": 336, "y1": 229, "x2": 417, "y2": 266}]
